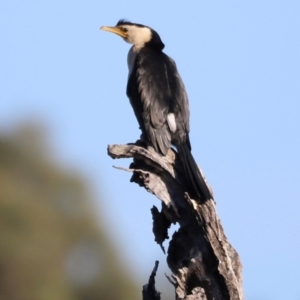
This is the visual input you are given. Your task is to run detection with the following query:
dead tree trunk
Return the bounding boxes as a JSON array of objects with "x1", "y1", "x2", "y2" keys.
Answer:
[{"x1": 107, "y1": 141, "x2": 243, "y2": 300}]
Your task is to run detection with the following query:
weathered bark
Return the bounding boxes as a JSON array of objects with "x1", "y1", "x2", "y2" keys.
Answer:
[{"x1": 108, "y1": 141, "x2": 243, "y2": 300}]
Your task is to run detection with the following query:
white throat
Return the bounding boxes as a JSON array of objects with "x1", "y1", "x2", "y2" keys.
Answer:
[{"x1": 125, "y1": 25, "x2": 152, "y2": 51}]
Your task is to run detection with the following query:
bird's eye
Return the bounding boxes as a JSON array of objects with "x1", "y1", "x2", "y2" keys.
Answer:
[{"x1": 121, "y1": 27, "x2": 128, "y2": 32}]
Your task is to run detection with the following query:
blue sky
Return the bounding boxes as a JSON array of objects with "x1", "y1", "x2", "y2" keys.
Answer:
[{"x1": 1, "y1": 1, "x2": 300, "y2": 299}]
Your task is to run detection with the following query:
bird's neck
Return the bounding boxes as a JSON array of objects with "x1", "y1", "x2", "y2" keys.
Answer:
[
  {"x1": 127, "y1": 46, "x2": 138, "y2": 75},
  {"x1": 132, "y1": 41, "x2": 147, "y2": 52},
  {"x1": 127, "y1": 44, "x2": 164, "y2": 76}
]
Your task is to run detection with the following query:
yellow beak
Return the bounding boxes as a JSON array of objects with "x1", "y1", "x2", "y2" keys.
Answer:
[{"x1": 100, "y1": 26, "x2": 128, "y2": 38}]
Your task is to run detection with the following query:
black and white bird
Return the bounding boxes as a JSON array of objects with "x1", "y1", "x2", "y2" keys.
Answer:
[{"x1": 101, "y1": 20, "x2": 212, "y2": 201}]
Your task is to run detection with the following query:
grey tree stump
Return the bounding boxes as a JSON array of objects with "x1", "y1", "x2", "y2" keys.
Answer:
[{"x1": 107, "y1": 141, "x2": 243, "y2": 300}]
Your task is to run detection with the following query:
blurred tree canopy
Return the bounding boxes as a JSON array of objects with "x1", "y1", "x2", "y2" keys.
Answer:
[{"x1": 0, "y1": 123, "x2": 140, "y2": 300}]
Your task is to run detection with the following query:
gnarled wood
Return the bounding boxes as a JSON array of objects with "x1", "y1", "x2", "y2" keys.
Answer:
[{"x1": 108, "y1": 141, "x2": 243, "y2": 300}]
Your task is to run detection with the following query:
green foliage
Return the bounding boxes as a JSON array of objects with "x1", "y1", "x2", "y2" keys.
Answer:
[{"x1": 0, "y1": 124, "x2": 139, "y2": 300}]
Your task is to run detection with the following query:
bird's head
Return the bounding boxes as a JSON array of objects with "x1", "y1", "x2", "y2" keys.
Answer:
[{"x1": 101, "y1": 19, "x2": 164, "y2": 51}]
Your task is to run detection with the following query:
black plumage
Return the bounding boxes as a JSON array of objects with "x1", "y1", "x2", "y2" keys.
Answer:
[{"x1": 101, "y1": 20, "x2": 212, "y2": 201}]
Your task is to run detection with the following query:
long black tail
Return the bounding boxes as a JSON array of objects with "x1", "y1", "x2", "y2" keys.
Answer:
[{"x1": 177, "y1": 142, "x2": 212, "y2": 201}]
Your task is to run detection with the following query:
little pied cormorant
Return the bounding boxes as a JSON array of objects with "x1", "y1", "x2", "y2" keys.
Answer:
[{"x1": 101, "y1": 20, "x2": 212, "y2": 201}]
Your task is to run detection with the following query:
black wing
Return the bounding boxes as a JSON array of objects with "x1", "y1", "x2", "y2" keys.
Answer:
[{"x1": 127, "y1": 48, "x2": 190, "y2": 155}]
